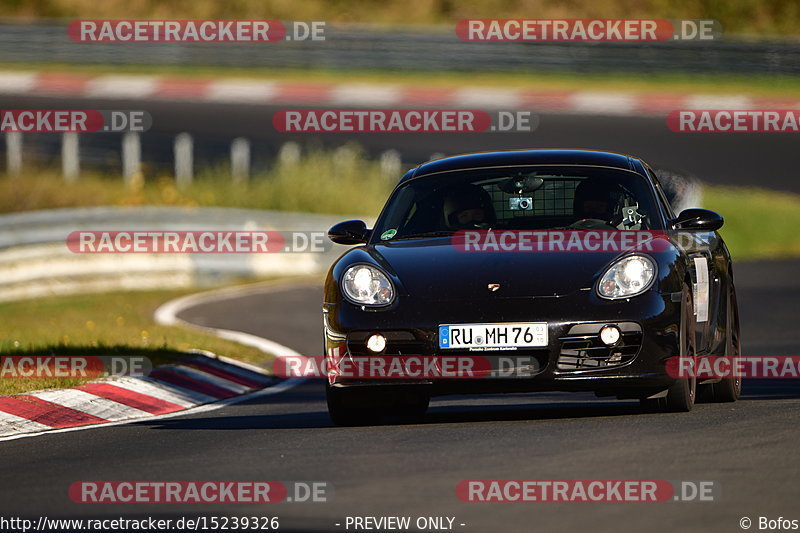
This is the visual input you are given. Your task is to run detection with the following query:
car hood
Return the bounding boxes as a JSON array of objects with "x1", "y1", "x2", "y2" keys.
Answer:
[{"x1": 368, "y1": 238, "x2": 629, "y2": 300}]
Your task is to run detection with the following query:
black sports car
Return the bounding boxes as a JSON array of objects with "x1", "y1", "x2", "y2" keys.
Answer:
[{"x1": 323, "y1": 149, "x2": 740, "y2": 425}]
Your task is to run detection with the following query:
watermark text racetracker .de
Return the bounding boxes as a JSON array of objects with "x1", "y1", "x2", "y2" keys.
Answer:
[
  {"x1": 456, "y1": 19, "x2": 721, "y2": 41},
  {"x1": 667, "y1": 110, "x2": 800, "y2": 133},
  {"x1": 0, "y1": 110, "x2": 151, "y2": 133},
  {"x1": 273, "y1": 109, "x2": 538, "y2": 133},
  {"x1": 69, "y1": 480, "x2": 330, "y2": 504},
  {"x1": 458, "y1": 480, "x2": 720, "y2": 502},
  {"x1": 668, "y1": 356, "x2": 800, "y2": 379},
  {"x1": 276, "y1": 354, "x2": 542, "y2": 380},
  {"x1": 452, "y1": 230, "x2": 670, "y2": 253},
  {"x1": 67, "y1": 231, "x2": 329, "y2": 254},
  {"x1": 69, "y1": 20, "x2": 325, "y2": 42},
  {"x1": 0, "y1": 356, "x2": 151, "y2": 379}
]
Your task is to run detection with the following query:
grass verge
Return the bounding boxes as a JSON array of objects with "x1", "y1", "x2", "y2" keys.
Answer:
[
  {"x1": 0, "y1": 289, "x2": 273, "y2": 396},
  {"x1": 0, "y1": 145, "x2": 394, "y2": 218},
  {"x1": 705, "y1": 185, "x2": 800, "y2": 261}
]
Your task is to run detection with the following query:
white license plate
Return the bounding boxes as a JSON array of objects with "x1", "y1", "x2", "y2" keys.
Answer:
[{"x1": 438, "y1": 322, "x2": 548, "y2": 349}]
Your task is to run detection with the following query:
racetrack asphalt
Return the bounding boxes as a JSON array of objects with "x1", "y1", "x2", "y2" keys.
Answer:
[
  {"x1": 1, "y1": 94, "x2": 798, "y2": 532},
  {"x1": 0, "y1": 259, "x2": 798, "y2": 532}
]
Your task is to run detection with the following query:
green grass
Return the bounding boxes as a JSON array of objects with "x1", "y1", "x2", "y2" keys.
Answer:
[
  {"x1": 705, "y1": 185, "x2": 800, "y2": 261},
  {"x1": 0, "y1": 289, "x2": 274, "y2": 396},
  {"x1": 4, "y1": 62, "x2": 800, "y2": 98},
  {"x1": 0, "y1": 145, "x2": 394, "y2": 217}
]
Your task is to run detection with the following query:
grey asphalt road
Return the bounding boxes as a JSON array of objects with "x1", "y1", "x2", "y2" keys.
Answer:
[
  {"x1": 1, "y1": 94, "x2": 799, "y2": 193},
  {"x1": 1, "y1": 93, "x2": 799, "y2": 532},
  {"x1": 1, "y1": 260, "x2": 798, "y2": 533}
]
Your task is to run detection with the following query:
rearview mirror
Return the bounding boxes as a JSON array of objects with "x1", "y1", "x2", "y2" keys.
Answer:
[
  {"x1": 328, "y1": 220, "x2": 371, "y2": 245},
  {"x1": 672, "y1": 209, "x2": 724, "y2": 231}
]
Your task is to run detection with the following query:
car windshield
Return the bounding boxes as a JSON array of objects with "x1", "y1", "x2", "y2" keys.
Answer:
[{"x1": 372, "y1": 166, "x2": 662, "y2": 242}]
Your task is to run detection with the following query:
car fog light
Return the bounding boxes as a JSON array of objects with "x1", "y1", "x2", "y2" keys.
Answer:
[
  {"x1": 366, "y1": 334, "x2": 387, "y2": 353},
  {"x1": 599, "y1": 325, "x2": 621, "y2": 346}
]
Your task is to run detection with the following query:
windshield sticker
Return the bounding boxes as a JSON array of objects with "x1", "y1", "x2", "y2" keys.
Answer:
[{"x1": 380, "y1": 229, "x2": 398, "y2": 240}]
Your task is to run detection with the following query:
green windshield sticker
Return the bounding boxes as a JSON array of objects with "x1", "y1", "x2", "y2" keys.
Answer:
[{"x1": 380, "y1": 229, "x2": 397, "y2": 240}]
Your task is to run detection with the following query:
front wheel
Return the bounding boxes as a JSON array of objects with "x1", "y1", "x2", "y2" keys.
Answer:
[
  {"x1": 325, "y1": 383, "x2": 380, "y2": 426},
  {"x1": 705, "y1": 288, "x2": 742, "y2": 402},
  {"x1": 642, "y1": 284, "x2": 697, "y2": 412}
]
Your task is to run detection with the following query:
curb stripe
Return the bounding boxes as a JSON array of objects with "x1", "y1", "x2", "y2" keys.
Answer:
[
  {"x1": 4, "y1": 70, "x2": 800, "y2": 116},
  {"x1": 0, "y1": 411, "x2": 52, "y2": 436},
  {"x1": 85, "y1": 75, "x2": 159, "y2": 99},
  {"x1": 167, "y1": 365, "x2": 252, "y2": 394},
  {"x1": 273, "y1": 82, "x2": 332, "y2": 102},
  {"x1": 76, "y1": 383, "x2": 185, "y2": 415},
  {"x1": 154, "y1": 78, "x2": 211, "y2": 99},
  {"x1": 0, "y1": 71, "x2": 37, "y2": 93},
  {"x1": 184, "y1": 360, "x2": 272, "y2": 388},
  {"x1": 0, "y1": 395, "x2": 107, "y2": 428},
  {"x1": 148, "y1": 368, "x2": 238, "y2": 399},
  {"x1": 27, "y1": 389, "x2": 151, "y2": 421},
  {"x1": 35, "y1": 72, "x2": 91, "y2": 95},
  {"x1": 108, "y1": 376, "x2": 217, "y2": 406}
]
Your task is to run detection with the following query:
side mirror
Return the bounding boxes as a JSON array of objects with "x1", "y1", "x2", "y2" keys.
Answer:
[
  {"x1": 328, "y1": 220, "x2": 371, "y2": 245},
  {"x1": 672, "y1": 209, "x2": 724, "y2": 231}
]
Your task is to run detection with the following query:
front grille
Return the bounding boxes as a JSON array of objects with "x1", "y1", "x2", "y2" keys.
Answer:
[{"x1": 557, "y1": 322, "x2": 642, "y2": 371}]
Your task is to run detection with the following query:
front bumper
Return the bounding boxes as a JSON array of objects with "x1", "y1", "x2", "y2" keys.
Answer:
[{"x1": 323, "y1": 288, "x2": 681, "y2": 399}]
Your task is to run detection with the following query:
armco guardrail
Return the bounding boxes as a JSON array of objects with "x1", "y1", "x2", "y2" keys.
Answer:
[
  {"x1": 0, "y1": 21, "x2": 798, "y2": 74},
  {"x1": 0, "y1": 206, "x2": 368, "y2": 302},
  {"x1": 0, "y1": 170, "x2": 699, "y2": 303}
]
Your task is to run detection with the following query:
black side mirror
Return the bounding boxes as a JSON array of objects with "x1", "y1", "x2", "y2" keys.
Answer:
[
  {"x1": 328, "y1": 220, "x2": 371, "y2": 245},
  {"x1": 672, "y1": 209, "x2": 724, "y2": 231}
]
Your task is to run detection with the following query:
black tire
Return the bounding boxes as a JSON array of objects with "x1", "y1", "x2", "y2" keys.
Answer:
[
  {"x1": 388, "y1": 394, "x2": 430, "y2": 421},
  {"x1": 325, "y1": 384, "x2": 380, "y2": 426},
  {"x1": 664, "y1": 284, "x2": 697, "y2": 412},
  {"x1": 642, "y1": 284, "x2": 697, "y2": 412},
  {"x1": 706, "y1": 289, "x2": 742, "y2": 402}
]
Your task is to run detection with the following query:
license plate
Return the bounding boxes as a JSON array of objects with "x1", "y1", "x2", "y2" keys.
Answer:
[{"x1": 438, "y1": 322, "x2": 548, "y2": 349}]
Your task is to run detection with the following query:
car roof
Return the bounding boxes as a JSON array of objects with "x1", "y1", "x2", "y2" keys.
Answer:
[{"x1": 401, "y1": 149, "x2": 646, "y2": 184}]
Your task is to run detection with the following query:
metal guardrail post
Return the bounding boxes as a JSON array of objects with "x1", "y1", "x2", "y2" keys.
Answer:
[
  {"x1": 278, "y1": 142, "x2": 300, "y2": 165},
  {"x1": 61, "y1": 132, "x2": 79, "y2": 182},
  {"x1": 231, "y1": 137, "x2": 250, "y2": 184},
  {"x1": 122, "y1": 132, "x2": 141, "y2": 187},
  {"x1": 5, "y1": 132, "x2": 22, "y2": 177},
  {"x1": 174, "y1": 133, "x2": 193, "y2": 189}
]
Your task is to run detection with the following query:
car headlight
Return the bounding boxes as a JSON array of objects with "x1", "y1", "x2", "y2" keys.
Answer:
[
  {"x1": 597, "y1": 255, "x2": 656, "y2": 299},
  {"x1": 341, "y1": 264, "x2": 395, "y2": 306}
]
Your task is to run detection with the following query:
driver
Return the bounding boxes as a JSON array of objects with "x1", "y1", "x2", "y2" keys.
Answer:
[
  {"x1": 572, "y1": 179, "x2": 619, "y2": 228},
  {"x1": 443, "y1": 184, "x2": 496, "y2": 229}
]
